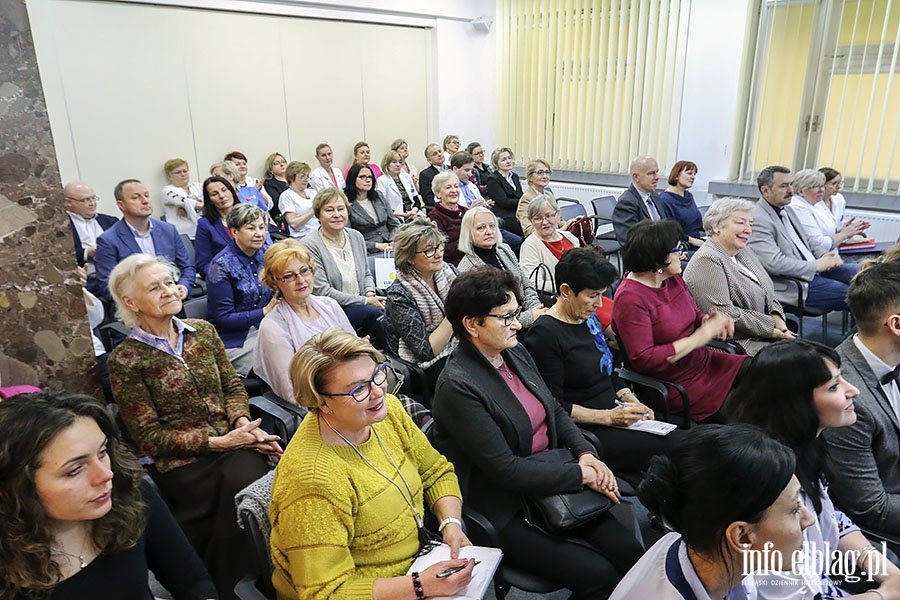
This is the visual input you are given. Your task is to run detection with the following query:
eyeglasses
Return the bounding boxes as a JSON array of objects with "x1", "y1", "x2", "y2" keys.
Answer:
[
  {"x1": 531, "y1": 213, "x2": 559, "y2": 223},
  {"x1": 668, "y1": 241, "x2": 688, "y2": 255},
  {"x1": 485, "y1": 306, "x2": 522, "y2": 327},
  {"x1": 358, "y1": 175, "x2": 374, "y2": 180},
  {"x1": 416, "y1": 242, "x2": 446, "y2": 258},
  {"x1": 67, "y1": 195, "x2": 99, "y2": 204},
  {"x1": 533, "y1": 169, "x2": 552, "y2": 177},
  {"x1": 322, "y1": 362, "x2": 389, "y2": 402},
  {"x1": 276, "y1": 265, "x2": 312, "y2": 283}
]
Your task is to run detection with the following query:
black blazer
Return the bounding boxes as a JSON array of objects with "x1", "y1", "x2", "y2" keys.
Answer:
[
  {"x1": 68, "y1": 213, "x2": 118, "y2": 266},
  {"x1": 485, "y1": 171, "x2": 523, "y2": 221},
  {"x1": 432, "y1": 339, "x2": 592, "y2": 530},
  {"x1": 611, "y1": 184, "x2": 665, "y2": 245},
  {"x1": 419, "y1": 165, "x2": 441, "y2": 209}
]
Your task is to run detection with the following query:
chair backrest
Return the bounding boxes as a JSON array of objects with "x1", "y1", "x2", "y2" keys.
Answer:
[
  {"x1": 179, "y1": 233, "x2": 195, "y2": 264},
  {"x1": 182, "y1": 296, "x2": 208, "y2": 320},
  {"x1": 559, "y1": 202, "x2": 587, "y2": 221},
  {"x1": 250, "y1": 395, "x2": 306, "y2": 449},
  {"x1": 235, "y1": 470, "x2": 276, "y2": 599},
  {"x1": 591, "y1": 196, "x2": 617, "y2": 219}
]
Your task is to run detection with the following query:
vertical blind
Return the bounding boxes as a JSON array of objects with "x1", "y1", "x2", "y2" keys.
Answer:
[
  {"x1": 496, "y1": 0, "x2": 692, "y2": 174},
  {"x1": 737, "y1": 0, "x2": 900, "y2": 193}
]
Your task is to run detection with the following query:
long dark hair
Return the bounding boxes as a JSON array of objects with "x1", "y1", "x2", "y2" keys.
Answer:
[
  {"x1": 0, "y1": 391, "x2": 147, "y2": 598},
  {"x1": 344, "y1": 164, "x2": 378, "y2": 202},
  {"x1": 724, "y1": 339, "x2": 840, "y2": 513},
  {"x1": 202, "y1": 176, "x2": 241, "y2": 223}
]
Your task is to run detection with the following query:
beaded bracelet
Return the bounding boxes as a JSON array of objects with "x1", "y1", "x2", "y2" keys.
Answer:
[{"x1": 411, "y1": 571, "x2": 425, "y2": 599}]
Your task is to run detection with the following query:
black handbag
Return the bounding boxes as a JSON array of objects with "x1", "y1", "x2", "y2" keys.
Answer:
[{"x1": 521, "y1": 448, "x2": 613, "y2": 533}]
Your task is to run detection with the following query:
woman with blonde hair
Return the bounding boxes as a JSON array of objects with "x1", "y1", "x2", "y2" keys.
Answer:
[
  {"x1": 278, "y1": 161, "x2": 318, "y2": 239},
  {"x1": 376, "y1": 149, "x2": 423, "y2": 220},
  {"x1": 161, "y1": 157, "x2": 202, "y2": 238},
  {"x1": 269, "y1": 327, "x2": 473, "y2": 600},
  {"x1": 516, "y1": 159, "x2": 555, "y2": 236},
  {"x1": 253, "y1": 239, "x2": 354, "y2": 403},
  {"x1": 262, "y1": 152, "x2": 289, "y2": 222},
  {"x1": 391, "y1": 138, "x2": 419, "y2": 188}
]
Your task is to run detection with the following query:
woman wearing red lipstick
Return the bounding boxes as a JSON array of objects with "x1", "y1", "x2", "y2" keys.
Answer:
[
  {"x1": 726, "y1": 340, "x2": 900, "y2": 599},
  {"x1": 0, "y1": 391, "x2": 218, "y2": 600},
  {"x1": 269, "y1": 328, "x2": 473, "y2": 600},
  {"x1": 683, "y1": 197, "x2": 793, "y2": 355},
  {"x1": 254, "y1": 239, "x2": 355, "y2": 403}
]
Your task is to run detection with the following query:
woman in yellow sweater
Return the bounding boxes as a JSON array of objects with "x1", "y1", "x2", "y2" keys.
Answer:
[{"x1": 269, "y1": 327, "x2": 475, "y2": 600}]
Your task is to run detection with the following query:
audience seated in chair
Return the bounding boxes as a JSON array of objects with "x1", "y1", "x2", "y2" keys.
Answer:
[
  {"x1": 253, "y1": 239, "x2": 354, "y2": 404},
  {"x1": 384, "y1": 218, "x2": 458, "y2": 393},
  {"x1": 210, "y1": 160, "x2": 268, "y2": 213},
  {"x1": 659, "y1": 160, "x2": 705, "y2": 248},
  {"x1": 224, "y1": 150, "x2": 272, "y2": 210},
  {"x1": 194, "y1": 176, "x2": 243, "y2": 278},
  {"x1": 91, "y1": 178, "x2": 196, "y2": 302},
  {"x1": 683, "y1": 197, "x2": 794, "y2": 355},
  {"x1": 345, "y1": 163, "x2": 400, "y2": 255},
  {"x1": 611, "y1": 155, "x2": 665, "y2": 245},
  {"x1": 161, "y1": 158, "x2": 203, "y2": 239},
  {"x1": 376, "y1": 149, "x2": 423, "y2": 221},
  {"x1": 457, "y1": 206, "x2": 546, "y2": 329},
  {"x1": 790, "y1": 168, "x2": 869, "y2": 255},
  {"x1": 432, "y1": 267, "x2": 643, "y2": 600},
  {"x1": 300, "y1": 187, "x2": 387, "y2": 344},
  {"x1": 278, "y1": 161, "x2": 319, "y2": 239},
  {"x1": 106, "y1": 253, "x2": 280, "y2": 599},
  {"x1": 611, "y1": 219, "x2": 747, "y2": 423},
  {"x1": 418, "y1": 143, "x2": 445, "y2": 209},
  {"x1": 64, "y1": 181, "x2": 117, "y2": 277},
  {"x1": 0, "y1": 391, "x2": 219, "y2": 600},
  {"x1": 519, "y1": 195, "x2": 580, "y2": 296},
  {"x1": 263, "y1": 152, "x2": 289, "y2": 224},
  {"x1": 391, "y1": 138, "x2": 419, "y2": 191},
  {"x1": 524, "y1": 248, "x2": 667, "y2": 482},
  {"x1": 516, "y1": 159, "x2": 555, "y2": 237},
  {"x1": 610, "y1": 424, "x2": 814, "y2": 599},
  {"x1": 748, "y1": 165, "x2": 857, "y2": 312},
  {"x1": 822, "y1": 260, "x2": 900, "y2": 543},
  {"x1": 345, "y1": 140, "x2": 384, "y2": 180},
  {"x1": 485, "y1": 146, "x2": 524, "y2": 237},
  {"x1": 206, "y1": 203, "x2": 277, "y2": 377},
  {"x1": 309, "y1": 143, "x2": 346, "y2": 192},
  {"x1": 269, "y1": 328, "x2": 473, "y2": 600},
  {"x1": 428, "y1": 172, "x2": 468, "y2": 266},
  {"x1": 725, "y1": 339, "x2": 900, "y2": 598}
]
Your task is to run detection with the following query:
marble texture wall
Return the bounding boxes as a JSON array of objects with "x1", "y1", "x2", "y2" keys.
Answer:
[{"x1": 0, "y1": 0, "x2": 98, "y2": 393}]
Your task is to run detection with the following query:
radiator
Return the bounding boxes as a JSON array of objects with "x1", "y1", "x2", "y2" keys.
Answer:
[
  {"x1": 846, "y1": 210, "x2": 900, "y2": 243},
  {"x1": 549, "y1": 181, "x2": 628, "y2": 205}
]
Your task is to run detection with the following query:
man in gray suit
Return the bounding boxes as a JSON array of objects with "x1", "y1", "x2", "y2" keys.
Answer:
[
  {"x1": 747, "y1": 165, "x2": 856, "y2": 311},
  {"x1": 823, "y1": 260, "x2": 900, "y2": 540},
  {"x1": 612, "y1": 155, "x2": 666, "y2": 244}
]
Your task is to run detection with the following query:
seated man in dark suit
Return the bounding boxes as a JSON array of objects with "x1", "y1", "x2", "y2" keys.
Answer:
[
  {"x1": 611, "y1": 155, "x2": 665, "y2": 244},
  {"x1": 91, "y1": 179, "x2": 196, "y2": 301},
  {"x1": 418, "y1": 143, "x2": 445, "y2": 209},
  {"x1": 65, "y1": 181, "x2": 117, "y2": 272},
  {"x1": 823, "y1": 260, "x2": 900, "y2": 542}
]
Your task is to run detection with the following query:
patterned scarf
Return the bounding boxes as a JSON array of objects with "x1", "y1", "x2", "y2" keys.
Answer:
[
  {"x1": 396, "y1": 265, "x2": 458, "y2": 367},
  {"x1": 586, "y1": 313, "x2": 614, "y2": 375}
]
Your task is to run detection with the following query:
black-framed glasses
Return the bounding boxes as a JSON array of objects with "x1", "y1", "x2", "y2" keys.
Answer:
[
  {"x1": 322, "y1": 362, "x2": 389, "y2": 402},
  {"x1": 485, "y1": 306, "x2": 522, "y2": 327},
  {"x1": 533, "y1": 169, "x2": 552, "y2": 177},
  {"x1": 416, "y1": 242, "x2": 446, "y2": 258},
  {"x1": 276, "y1": 265, "x2": 312, "y2": 283},
  {"x1": 357, "y1": 175, "x2": 374, "y2": 180},
  {"x1": 668, "y1": 241, "x2": 688, "y2": 255}
]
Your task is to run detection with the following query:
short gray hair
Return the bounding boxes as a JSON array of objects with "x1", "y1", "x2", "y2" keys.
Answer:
[
  {"x1": 226, "y1": 202, "x2": 267, "y2": 230},
  {"x1": 702, "y1": 197, "x2": 756, "y2": 235},
  {"x1": 109, "y1": 254, "x2": 181, "y2": 327},
  {"x1": 392, "y1": 217, "x2": 446, "y2": 274},
  {"x1": 526, "y1": 194, "x2": 559, "y2": 221},
  {"x1": 793, "y1": 168, "x2": 825, "y2": 193},
  {"x1": 458, "y1": 206, "x2": 498, "y2": 255},
  {"x1": 431, "y1": 171, "x2": 459, "y2": 195}
]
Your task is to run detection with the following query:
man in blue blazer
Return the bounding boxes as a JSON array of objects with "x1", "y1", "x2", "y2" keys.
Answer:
[
  {"x1": 64, "y1": 181, "x2": 118, "y2": 269},
  {"x1": 612, "y1": 155, "x2": 666, "y2": 245},
  {"x1": 91, "y1": 179, "x2": 196, "y2": 301}
]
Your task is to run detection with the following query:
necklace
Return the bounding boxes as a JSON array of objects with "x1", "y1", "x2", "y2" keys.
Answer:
[
  {"x1": 320, "y1": 416, "x2": 425, "y2": 528},
  {"x1": 497, "y1": 361, "x2": 513, "y2": 381},
  {"x1": 51, "y1": 538, "x2": 89, "y2": 569}
]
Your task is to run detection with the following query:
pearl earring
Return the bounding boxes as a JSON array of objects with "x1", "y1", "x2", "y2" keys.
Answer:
[
  {"x1": 742, "y1": 543, "x2": 751, "y2": 549},
  {"x1": 657, "y1": 268, "x2": 664, "y2": 274}
]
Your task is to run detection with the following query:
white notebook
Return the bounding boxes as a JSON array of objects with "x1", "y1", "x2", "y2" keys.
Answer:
[
  {"x1": 406, "y1": 543, "x2": 503, "y2": 600},
  {"x1": 627, "y1": 419, "x2": 678, "y2": 436}
]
